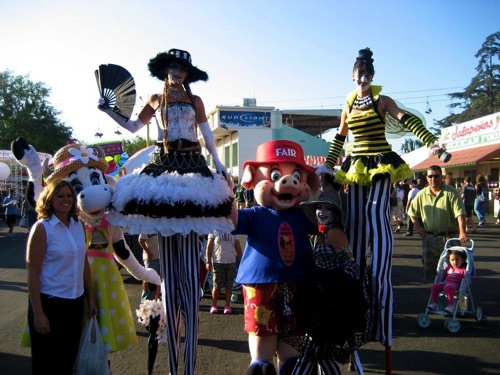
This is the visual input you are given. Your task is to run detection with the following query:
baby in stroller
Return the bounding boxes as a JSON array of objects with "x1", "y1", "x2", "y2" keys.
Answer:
[
  {"x1": 428, "y1": 249, "x2": 466, "y2": 314},
  {"x1": 417, "y1": 239, "x2": 482, "y2": 332}
]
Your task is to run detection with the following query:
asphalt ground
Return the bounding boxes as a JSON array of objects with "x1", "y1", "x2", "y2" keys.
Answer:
[{"x1": 0, "y1": 217, "x2": 499, "y2": 375}]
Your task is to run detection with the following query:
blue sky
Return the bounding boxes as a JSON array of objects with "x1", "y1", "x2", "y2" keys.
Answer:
[{"x1": 0, "y1": 0, "x2": 498, "y2": 151}]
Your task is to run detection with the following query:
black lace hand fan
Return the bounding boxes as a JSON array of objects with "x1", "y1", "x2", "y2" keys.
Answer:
[{"x1": 95, "y1": 64, "x2": 136, "y2": 120}]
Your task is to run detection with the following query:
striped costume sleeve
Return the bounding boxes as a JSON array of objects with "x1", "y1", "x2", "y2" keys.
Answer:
[
  {"x1": 325, "y1": 133, "x2": 346, "y2": 169},
  {"x1": 401, "y1": 114, "x2": 438, "y2": 146}
]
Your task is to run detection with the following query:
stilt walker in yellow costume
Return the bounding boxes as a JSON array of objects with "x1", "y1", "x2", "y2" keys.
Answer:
[{"x1": 318, "y1": 48, "x2": 446, "y2": 375}]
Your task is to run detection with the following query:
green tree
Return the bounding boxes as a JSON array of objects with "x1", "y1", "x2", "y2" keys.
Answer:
[
  {"x1": 436, "y1": 31, "x2": 500, "y2": 128},
  {"x1": 400, "y1": 138, "x2": 424, "y2": 154},
  {"x1": 0, "y1": 71, "x2": 73, "y2": 154},
  {"x1": 122, "y1": 135, "x2": 148, "y2": 156}
]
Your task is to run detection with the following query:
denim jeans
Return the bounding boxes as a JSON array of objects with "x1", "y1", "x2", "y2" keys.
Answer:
[{"x1": 474, "y1": 197, "x2": 486, "y2": 223}]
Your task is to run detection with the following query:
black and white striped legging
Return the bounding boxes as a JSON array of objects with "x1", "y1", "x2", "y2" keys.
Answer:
[
  {"x1": 158, "y1": 232, "x2": 201, "y2": 375},
  {"x1": 347, "y1": 176, "x2": 394, "y2": 347}
]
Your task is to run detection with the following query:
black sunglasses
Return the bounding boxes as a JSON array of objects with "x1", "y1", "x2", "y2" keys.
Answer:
[{"x1": 427, "y1": 174, "x2": 441, "y2": 179}]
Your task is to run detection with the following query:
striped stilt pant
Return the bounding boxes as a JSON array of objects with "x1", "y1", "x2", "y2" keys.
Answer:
[
  {"x1": 347, "y1": 176, "x2": 394, "y2": 347},
  {"x1": 159, "y1": 232, "x2": 201, "y2": 375}
]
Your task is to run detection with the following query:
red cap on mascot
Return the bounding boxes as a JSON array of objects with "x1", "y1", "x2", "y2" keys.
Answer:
[{"x1": 243, "y1": 140, "x2": 319, "y2": 190}]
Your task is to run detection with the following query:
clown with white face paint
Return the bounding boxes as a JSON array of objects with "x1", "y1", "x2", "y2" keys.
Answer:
[
  {"x1": 98, "y1": 48, "x2": 233, "y2": 375},
  {"x1": 317, "y1": 47, "x2": 443, "y2": 374},
  {"x1": 167, "y1": 63, "x2": 188, "y2": 87},
  {"x1": 316, "y1": 204, "x2": 334, "y2": 225},
  {"x1": 353, "y1": 71, "x2": 373, "y2": 94},
  {"x1": 292, "y1": 191, "x2": 371, "y2": 374}
]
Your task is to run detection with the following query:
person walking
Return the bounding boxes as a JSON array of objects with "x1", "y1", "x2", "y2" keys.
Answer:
[
  {"x1": 205, "y1": 230, "x2": 242, "y2": 314},
  {"x1": 243, "y1": 188, "x2": 257, "y2": 208},
  {"x1": 138, "y1": 233, "x2": 161, "y2": 375},
  {"x1": 3, "y1": 189, "x2": 19, "y2": 236},
  {"x1": 407, "y1": 165, "x2": 468, "y2": 284},
  {"x1": 391, "y1": 182, "x2": 405, "y2": 233},
  {"x1": 403, "y1": 180, "x2": 420, "y2": 236},
  {"x1": 495, "y1": 188, "x2": 500, "y2": 225},
  {"x1": 474, "y1": 174, "x2": 489, "y2": 227},
  {"x1": 236, "y1": 185, "x2": 247, "y2": 209},
  {"x1": 461, "y1": 176, "x2": 477, "y2": 233},
  {"x1": 26, "y1": 180, "x2": 97, "y2": 374}
]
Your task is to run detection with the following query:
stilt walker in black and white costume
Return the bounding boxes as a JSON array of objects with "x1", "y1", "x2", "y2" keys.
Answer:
[{"x1": 99, "y1": 49, "x2": 234, "y2": 375}]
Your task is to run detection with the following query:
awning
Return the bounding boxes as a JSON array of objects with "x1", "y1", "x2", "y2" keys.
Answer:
[{"x1": 412, "y1": 143, "x2": 500, "y2": 171}]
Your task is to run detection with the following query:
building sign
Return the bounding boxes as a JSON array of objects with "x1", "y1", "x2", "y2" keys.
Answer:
[
  {"x1": 94, "y1": 141, "x2": 123, "y2": 156},
  {"x1": 441, "y1": 112, "x2": 500, "y2": 150},
  {"x1": 219, "y1": 110, "x2": 270, "y2": 128}
]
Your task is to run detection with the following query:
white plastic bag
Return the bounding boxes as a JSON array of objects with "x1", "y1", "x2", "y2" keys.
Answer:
[
  {"x1": 75, "y1": 317, "x2": 110, "y2": 375},
  {"x1": 19, "y1": 215, "x2": 29, "y2": 229}
]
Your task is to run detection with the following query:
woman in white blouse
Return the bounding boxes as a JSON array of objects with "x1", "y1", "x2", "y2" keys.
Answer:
[{"x1": 26, "y1": 179, "x2": 97, "y2": 375}]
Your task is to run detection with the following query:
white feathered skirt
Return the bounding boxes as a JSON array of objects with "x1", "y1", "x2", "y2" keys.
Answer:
[{"x1": 108, "y1": 148, "x2": 234, "y2": 237}]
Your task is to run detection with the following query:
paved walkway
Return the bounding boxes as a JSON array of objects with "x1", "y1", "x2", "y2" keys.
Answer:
[{"x1": 0, "y1": 216, "x2": 499, "y2": 374}]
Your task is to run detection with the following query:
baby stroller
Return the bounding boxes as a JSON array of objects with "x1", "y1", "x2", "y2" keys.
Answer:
[{"x1": 416, "y1": 238, "x2": 483, "y2": 333}]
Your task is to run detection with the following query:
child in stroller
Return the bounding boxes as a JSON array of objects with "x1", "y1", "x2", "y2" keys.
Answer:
[
  {"x1": 428, "y1": 249, "x2": 466, "y2": 314},
  {"x1": 417, "y1": 238, "x2": 483, "y2": 333}
]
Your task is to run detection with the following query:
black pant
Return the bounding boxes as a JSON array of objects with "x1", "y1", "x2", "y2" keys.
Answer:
[
  {"x1": 407, "y1": 219, "x2": 414, "y2": 234},
  {"x1": 28, "y1": 293, "x2": 85, "y2": 375}
]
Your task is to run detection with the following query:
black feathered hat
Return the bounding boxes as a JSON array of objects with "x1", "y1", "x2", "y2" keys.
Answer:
[{"x1": 148, "y1": 48, "x2": 208, "y2": 83}]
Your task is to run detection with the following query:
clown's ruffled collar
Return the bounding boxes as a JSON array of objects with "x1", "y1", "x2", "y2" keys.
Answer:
[{"x1": 346, "y1": 85, "x2": 383, "y2": 107}]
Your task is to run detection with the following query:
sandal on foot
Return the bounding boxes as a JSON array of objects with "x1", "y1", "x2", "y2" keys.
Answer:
[{"x1": 210, "y1": 306, "x2": 219, "y2": 314}]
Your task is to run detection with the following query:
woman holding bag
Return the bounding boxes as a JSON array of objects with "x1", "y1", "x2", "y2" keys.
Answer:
[{"x1": 26, "y1": 180, "x2": 97, "y2": 375}]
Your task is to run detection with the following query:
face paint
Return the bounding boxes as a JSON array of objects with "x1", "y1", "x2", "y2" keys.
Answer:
[
  {"x1": 167, "y1": 64, "x2": 188, "y2": 86},
  {"x1": 316, "y1": 205, "x2": 333, "y2": 225},
  {"x1": 353, "y1": 71, "x2": 372, "y2": 92}
]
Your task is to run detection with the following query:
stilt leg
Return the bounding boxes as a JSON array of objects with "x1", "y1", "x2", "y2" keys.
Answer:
[{"x1": 385, "y1": 345, "x2": 392, "y2": 375}]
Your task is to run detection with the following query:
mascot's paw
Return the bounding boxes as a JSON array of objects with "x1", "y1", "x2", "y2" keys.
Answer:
[{"x1": 11, "y1": 137, "x2": 30, "y2": 162}]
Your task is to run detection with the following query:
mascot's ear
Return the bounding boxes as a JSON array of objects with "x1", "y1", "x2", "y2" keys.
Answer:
[{"x1": 241, "y1": 165, "x2": 255, "y2": 190}]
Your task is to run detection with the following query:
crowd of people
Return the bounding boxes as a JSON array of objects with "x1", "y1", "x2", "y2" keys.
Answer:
[{"x1": 4, "y1": 45, "x2": 498, "y2": 375}]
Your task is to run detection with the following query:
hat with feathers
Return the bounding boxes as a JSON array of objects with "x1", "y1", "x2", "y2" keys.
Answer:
[{"x1": 148, "y1": 48, "x2": 208, "y2": 83}]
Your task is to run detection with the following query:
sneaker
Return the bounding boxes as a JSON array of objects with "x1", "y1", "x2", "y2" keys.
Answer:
[
  {"x1": 403, "y1": 232, "x2": 413, "y2": 236},
  {"x1": 9, "y1": 232, "x2": 13, "y2": 237},
  {"x1": 210, "y1": 306, "x2": 219, "y2": 314},
  {"x1": 444, "y1": 305, "x2": 455, "y2": 314},
  {"x1": 427, "y1": 303, "x2": 438, "y2": 311},
  {"x1": 223, "y1": 306, "x2": 232, "y2": 314}
]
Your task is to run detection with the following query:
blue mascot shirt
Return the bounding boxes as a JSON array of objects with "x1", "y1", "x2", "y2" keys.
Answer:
[{"x1": 235, "y1": 206, "x2": 316, "y2": 284}]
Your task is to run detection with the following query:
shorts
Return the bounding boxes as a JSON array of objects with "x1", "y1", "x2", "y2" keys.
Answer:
[
  {"x1": 6, "y1": 214, "x2": 17, "y2": 226},
  {"x1": 242, "y1": 283, "x2": 298, "y2": 336},
  {"x1": 212, "y1": 262, "x2": 236, "y2": 290}
]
